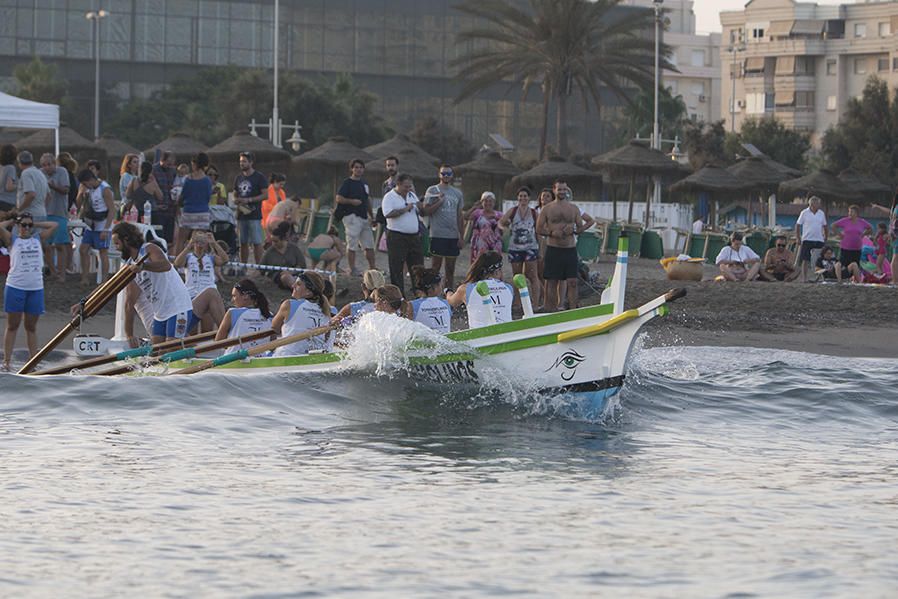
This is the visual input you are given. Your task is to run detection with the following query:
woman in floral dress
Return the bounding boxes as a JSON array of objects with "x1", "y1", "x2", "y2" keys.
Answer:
[{"x1": 464, "y1": 191, "x2": 503, "y2": 263}]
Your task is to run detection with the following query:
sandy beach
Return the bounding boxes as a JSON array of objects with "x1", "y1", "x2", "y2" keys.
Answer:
[{"x1": 3, "y1": 250, "x2": 897, "y2": 363}]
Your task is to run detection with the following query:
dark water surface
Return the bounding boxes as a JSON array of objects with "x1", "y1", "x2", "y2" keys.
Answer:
[{"x1": 1, "y1": 345, "x2": 897, "y2": 597}]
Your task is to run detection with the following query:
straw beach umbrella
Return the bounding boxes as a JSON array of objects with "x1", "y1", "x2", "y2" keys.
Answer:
[
  {"x1": 727, "y1": 156, "x2": 791, "y2": 227},
  {"x1": 364, "y1": 133, "x2": 440, "y2": 167},
  {"x1": 592, "y1": 140, "x2": 681, "y2": 224},
  {"x1": 207, "y1": 130, "x2": 291, "y2": 190},
  {"x1": 837, "y1": 168, "x2": 890, "y2": 203},
  {"x1": 455, "y1": 150, "x2": 521, "y2": 203},
  {"x1": 94, "y1": 134, "x2": 139, "y2": 186},
  {"x1": 511, "y1": 157, "x2": 600, "y2": 205},
  {"x1": 145, "y1": 132, "x2": 207, "y2": 162},
  {"x1": 17, "y1": 125, "x2": 107, "y2": 176},
  {"x1": 779, "y1": 169, "x2": 862, "y2": 205}
]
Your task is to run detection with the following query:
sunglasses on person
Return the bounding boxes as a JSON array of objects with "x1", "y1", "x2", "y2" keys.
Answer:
[
  {"x1": 776, "y1": 243, "x2": 786, "y2": 248},
  {"x1": 439, "y1": 171, "x2": 453, "y2": 177},
  {"x1": 18, "y1": 222, "x2": 34, "y2": 229}
]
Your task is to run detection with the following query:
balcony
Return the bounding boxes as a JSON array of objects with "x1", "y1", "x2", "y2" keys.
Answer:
[
  {"x1": 773, "y1": 108, "x2": 817, "y2": 131},
  {"x1": 746, "y1": 38, "x2": 827, "y2": 56}
]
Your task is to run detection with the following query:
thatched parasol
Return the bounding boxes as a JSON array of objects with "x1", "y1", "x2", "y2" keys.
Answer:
[
  {"x1": 510, "y1": 157, "x2": 601, "y2": 207},
  {"x1": 779, "y1": 169, "x2": 862, "y2": 204},
  {"x1": 727, "y1": 156, "x2": 793, "y2": 226},
  {"x1": 94, "y1": 134, "x2": 139, "y2": 182},
  {"x1": 145, "y1": 132, "x2": 207, "y2": 160},
  {"x1": 837, "y1": 168, "x2": 891, "y2": 201},
  {"x1": 0, "y1": 128, "x2": 30, "y2": 146},
  {"x1": 760, "y1": 155, "x2": 801, "y2": 178},
  {"x1": 670, "y1": 165, "x2": 749, "y2": 194},
  {"x1": 207, "y1": 130, "x2": 291, "y2": 188},
  {"x1": 17, "y1": 125, "x2": 106, "y2": 174},
  {"x1": 592, "y1": 140, "x2": 681, "y2": 223},
  {"x1": 293, "y1": 137, "x2": 375, "y2": 227},
  {"x1": 454, "y1": 150, "x2": 521, "y2": 204},
  {"x1": 364, "y1": 133, "x2": 440, "y2": 167}
]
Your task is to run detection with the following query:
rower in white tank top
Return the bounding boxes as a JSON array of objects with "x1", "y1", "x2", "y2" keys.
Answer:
[
  {"x1": 221, "y1": 307, "x2": 272, "y2": 355},
  {"x1": 273, "y1": 299, "x2": 329, "y2": 356},
  {"x1": 134, "y1": 243, "x2": 193, "y2": 321},
  {"x1": 184, "y1": 252, "x2": 217, "y2": 299},
  {"x1": 464, "y1": 279, "x2": 514, "y2": 328},
  {"x1": 411, "y1": 296, "x2": 451, "y2": 333}
]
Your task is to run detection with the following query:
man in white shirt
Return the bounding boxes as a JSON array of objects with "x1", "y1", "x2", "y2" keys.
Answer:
[
  {"x1": 715, "y1": 231, "x2": 761, "y2": 281},
  {"x1": 794, "y1": 195, "x2": 827, "y2": 282},
  {"x1": 692, "y1": 217, "x2": 704, "y2": 235},
  {"x1": 381, "y1": 173, "x2": 423, "y2": 296}
]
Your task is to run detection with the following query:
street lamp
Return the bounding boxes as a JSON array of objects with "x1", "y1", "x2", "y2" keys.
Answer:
[
  {"x1": 272, "y1": 0, "x2": 280, "y2": 147},
  {"x1": 650, "y1": 0, "x2": 663, "y2": 228},
  {"x1": 729, "y1": 30, "x2": 745, "y2": 133},
  {"x1": 249, "y1": 118, "x2": 306, "y2": 152},
  {"x1": 85, "y1": 9, "x2": 109, "y2": 139}
]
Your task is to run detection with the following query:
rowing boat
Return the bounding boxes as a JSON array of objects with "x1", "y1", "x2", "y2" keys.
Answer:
[{"x1": 159, "y1": 235, "x2": 683, "y2": 415}]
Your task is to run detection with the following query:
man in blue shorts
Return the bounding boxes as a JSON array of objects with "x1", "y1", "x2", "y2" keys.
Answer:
[
  {"x1": 76, "y1": 169, "x2": 114, "y2": 285},
  {"x1": 40, "y1": 153, "x2": 70, "y2": 282},
  {"x1": 233, "y1": 152, "x2": 268, "y2": 265}
]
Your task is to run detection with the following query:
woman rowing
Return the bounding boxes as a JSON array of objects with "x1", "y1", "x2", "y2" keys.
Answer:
[
  {"x1": 372, "y1": 284, "x2": 412, "y2": 318},
  {"x1": 215, "y1": 278, "x2": 273, "y2": 355},
  {"x1": 332, "y1": 269, "x2": 385, "y2": 324},
  {"x1": 410, "y1": 266, "x2": 451, "y2": 333},
  {"x1": 173, "y1": 229, "x2": 228, "y2": 332},
  {"x1": 271, "y1": 271, "x2": 332, "y2": 356},
  {"x1": 446, "y1": 250, "x2": 513, "y2": 329},
  {"x1": 114, "y1": 222, "x2": 197, "y2": 346}
]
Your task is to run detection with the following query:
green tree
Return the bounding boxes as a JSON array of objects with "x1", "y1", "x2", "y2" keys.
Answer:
[
  {"x1": 681, "y1": 119, "x2": 728, "y2": 170},
  {"x1": 724, "y1": 117, "x2": 810, "y2": 171},
  {"x1": 410, "y1": 117, "x2": 476, "y2": 166},
  {"x1": 821, "y1": 76, "x2": 898, "y2": 185},
  {"x1": 13, "y1": 57, "x2": 67, "y2": 104},
  {"x1": 620, "y1": 86, "x2": 688, "y2": 142},
  {"x1": 452, "y1": 0, "x2": 668, "y2": 159}
]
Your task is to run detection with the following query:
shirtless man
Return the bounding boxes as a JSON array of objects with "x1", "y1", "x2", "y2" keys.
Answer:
[{"x1": 536, "y1": 179, "x2": 592, "y2": 311}]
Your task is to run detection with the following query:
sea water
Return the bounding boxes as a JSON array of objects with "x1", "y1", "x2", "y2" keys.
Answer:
[{"x1": 1, "y1": 338, "x2": 897, "y2": 597}]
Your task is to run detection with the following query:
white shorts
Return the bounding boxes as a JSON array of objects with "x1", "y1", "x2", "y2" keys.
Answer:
[{"x1": 343, "y1": 213, "x2": 374, "y2": 250}]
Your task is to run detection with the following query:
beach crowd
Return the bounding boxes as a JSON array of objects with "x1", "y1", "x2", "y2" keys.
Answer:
[{"x1": 0, "y1": 142, "x2": 597, "y2": 369}]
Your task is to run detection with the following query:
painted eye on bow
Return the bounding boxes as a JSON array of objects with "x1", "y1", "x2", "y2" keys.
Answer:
[{"x1": 546, "y1": 349, "x2": 586, "y2": 381}]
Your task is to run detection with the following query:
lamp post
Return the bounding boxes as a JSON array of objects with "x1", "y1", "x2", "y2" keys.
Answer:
[
  {"x1": 729, "y1": 30, "x2": 745, "y2": 133},
  {"x1": 248, "y1": 119, "x2": 306, "y2": 152},
  {"x1": 272, "y1": 0, "x2": 280, "y2": 147},
  {"x1": 85, "y1": 9, "x2": 108, "y2": 139},
  {"x1": 650, "y1": 0, "x2": 664, "y2": 228}
]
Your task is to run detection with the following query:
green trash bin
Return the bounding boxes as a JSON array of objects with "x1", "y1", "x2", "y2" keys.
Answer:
[
  {"x1": 577, "y1": 231, "x2": 601, "y2": 262},
  {"x1": 745, "y1": 231, "x2": 769, "y2": 259},
  {"x1": 604, "y1": 223, "x2": 621, "y2": 254},
  {"x1": 621, "y1": 225, "x2": 643, "y2": 258},
  {"x1": 308, "y1": 208, "x2": 331, "y2": 239},
  {"x1": 640, "y1": 230, "x2": 664, "y2": 260},
  {"x1": 687, "y1": 233, "x2": 706, "y2": 259},
  {"x1": 705, "y1": 234, "x2": 729, "y2": 264}
]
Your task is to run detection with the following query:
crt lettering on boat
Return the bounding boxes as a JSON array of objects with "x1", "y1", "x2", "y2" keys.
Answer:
[{"x1": 409, "y1": 360, "x2": 478, "y2": 384}]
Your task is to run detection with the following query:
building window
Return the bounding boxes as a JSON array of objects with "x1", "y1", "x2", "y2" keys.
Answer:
[
  {"x1": 690, "y1": 82, "x2": 705, "y2": 96},
  {"x1": 746, "y1": 92, "x2": 765, "y2": 114},
  {"x1": 826, "y1": 59, "x2": 836, "y2": 75},
  {"x1": 796, "y1": 91, "x2": 815, "y2": 108},
  {"x1": 691, "y1": 49, "x2": 705, "y2": 67},
  {"x1": 854, "y1": 23, "x2": 867, "y2": 38},
  {"x1": 878, "y1": 57, "x2": 889, "y2": 72},
  {"x1": 893, "y1": 57, "x2": 898, "y2": 71},
  {"x1": 827, "y1": 95, "x2": 837, "y2": 111},
  {"x1": 854, "y1": 58, "x2": 867, "y2": 74},
  {"x1": 747, "y1": 22, "x2": 768, "y2": 41},
  {"x1": 879, "y1": 22, "x2": 891, "y2": 37}
]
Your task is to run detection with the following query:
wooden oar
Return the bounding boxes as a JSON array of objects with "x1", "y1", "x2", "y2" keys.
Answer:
[
  {"x1": 557, "y1": 288, "x2": 686, "y2": 343},
  {"x1": 95, "y1": 328, "x2": 276, "y2": 376},
  {"x1": 18, "y1": 255, "x2": 148, "y2": 375},
  {"x1": 170, "y1": 323, "x2": 336, "y2": 376},
  {"x1": 31, "y1": 330, "x2": 217, "y2": 376}
]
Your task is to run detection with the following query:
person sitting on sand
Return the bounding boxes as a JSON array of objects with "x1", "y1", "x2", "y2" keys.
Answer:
[
  {"x1": 848, "y1": 244, "x2": 892, "y2": 284},
  {"x1": 307, "y1": 226, "x2": 346, "y2": 273},
  {"x1": 271, "y1": 271, "x2": 331, "y2": 356},
  {"x1": 814, "y1": 245, "x2": 843, "y2": 282},
  {"x1": 446, "y1": 250, "x2": 514, "y2": 329},
  {"x1": 215, "y1": 278, "x2": 274, "y2": 355},
  {"x1": 261, "y1": 221, "x2": 306, "y2": 290},
  {"x1": 410, "y1": 266, "x2": 451, "y2": 333},
  {"x1": 0, "y1": 212, "x2": 59, "y2": 370},
  {"x1": 332, "y1": 269, "x2": 385, "y2": 324},
  {"x1": 372, "y1": 284, "x2": 413, "y2": 319},
  {"x1": 761, "y1": 236, "x2": 798, "y2": 282},
  {"x1": 715, "y1": 231, "x2": 761, "y2": 282}
]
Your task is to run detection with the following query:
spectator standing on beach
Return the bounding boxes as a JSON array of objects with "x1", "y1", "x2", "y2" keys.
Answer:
[
  {"x1": 830, "y1": 204, "x2": 871, "y2": 270},
  {"x1": 761, "y1": 236, "x2": 797, "y2": 281},
  {"x1": 0, "y1": 144, "x2": 18, "y2": 213},
  {"x1": 382, "y1": 173, "x2": 423, "y2": 296},
  {"x1": 119, "y1": 154, "x2": 139, "y2": 204},
  {"x1": 233, "y1": 151, "x2": 267, "y2": 265},
  {"x1": 537, "y1": 180, "x2": 590, "y2": 311},
  {"x1": 499, "y1": 186, "x2": 541, "y2": 308},
  {"x1": 16, "y1": 151, "x2": 48, "y2": 222},
  {"x1": 57, "y1": 152, "x2": 79, "y2": 214},
  {"x1": 152, "y1": 151, "x2": 177, "y2": 243},
  {"x1": 76, "y1": 169, "x2": 114, "y2": 286},
  {"x1": 464, "y1": 191, "x2": 503, "y2": 263},
  {"x1": 794, "y1": 195, "x2": 827, "y2": 282},
  {"x1": 124, "y1": 161, "x2": 162, "y2": 224},
  {"x1": 715, "y1": 231, "x2": 761, "y2": 281},
  {"x1": 334, "y1": 159, "x2": 375, "y2": 276},
  {"x1": 40, "y1": 153, "x2": 70, "y2": 281},
  {"x1": 175, "y1": 152, "x2": 214, "y2": 254},
  {"x1": 382, "y1": 156, "x2": 399, "y2": 197},
  {"x1": 207, "y1": 165, "x2": 228, "y2": 205},
  {"x1": 262, "y1": 172, "x2": 286, "y2": 230},
  {"x1": 420, "y1": 164, "x2": 464, "y2": 289}
]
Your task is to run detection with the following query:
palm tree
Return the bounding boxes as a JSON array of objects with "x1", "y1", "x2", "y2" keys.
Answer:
[{"x1": 452, "y1": 0, "x2": 670, "y2": 159}]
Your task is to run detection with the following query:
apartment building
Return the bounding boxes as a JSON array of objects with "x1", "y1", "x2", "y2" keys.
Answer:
[
  {"x1": 622, "y1": 0, "x2": 722, "y2": 123},
  {"x1": 721, "y1": 0, "x2": 898, "y2": 142}
]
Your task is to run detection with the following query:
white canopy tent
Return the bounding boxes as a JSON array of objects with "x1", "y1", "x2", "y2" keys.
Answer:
[{"x1": 0, "y1": 92, "x2": 60, "y2": 155}]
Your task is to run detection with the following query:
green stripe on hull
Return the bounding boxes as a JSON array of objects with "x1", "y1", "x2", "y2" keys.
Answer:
[{"x1": 445, "y1": 303, "x2": 613, "y2": 342}]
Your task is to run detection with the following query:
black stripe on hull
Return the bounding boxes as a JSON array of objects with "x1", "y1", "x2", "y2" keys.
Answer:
[{"x1": 552, "y1": 375, "x2": 626, "y2": 394}]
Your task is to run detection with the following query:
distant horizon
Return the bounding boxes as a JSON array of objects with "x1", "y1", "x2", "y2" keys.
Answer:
[{"x1": 694, "y1": 0, "x2": 847, "y2": 34}]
